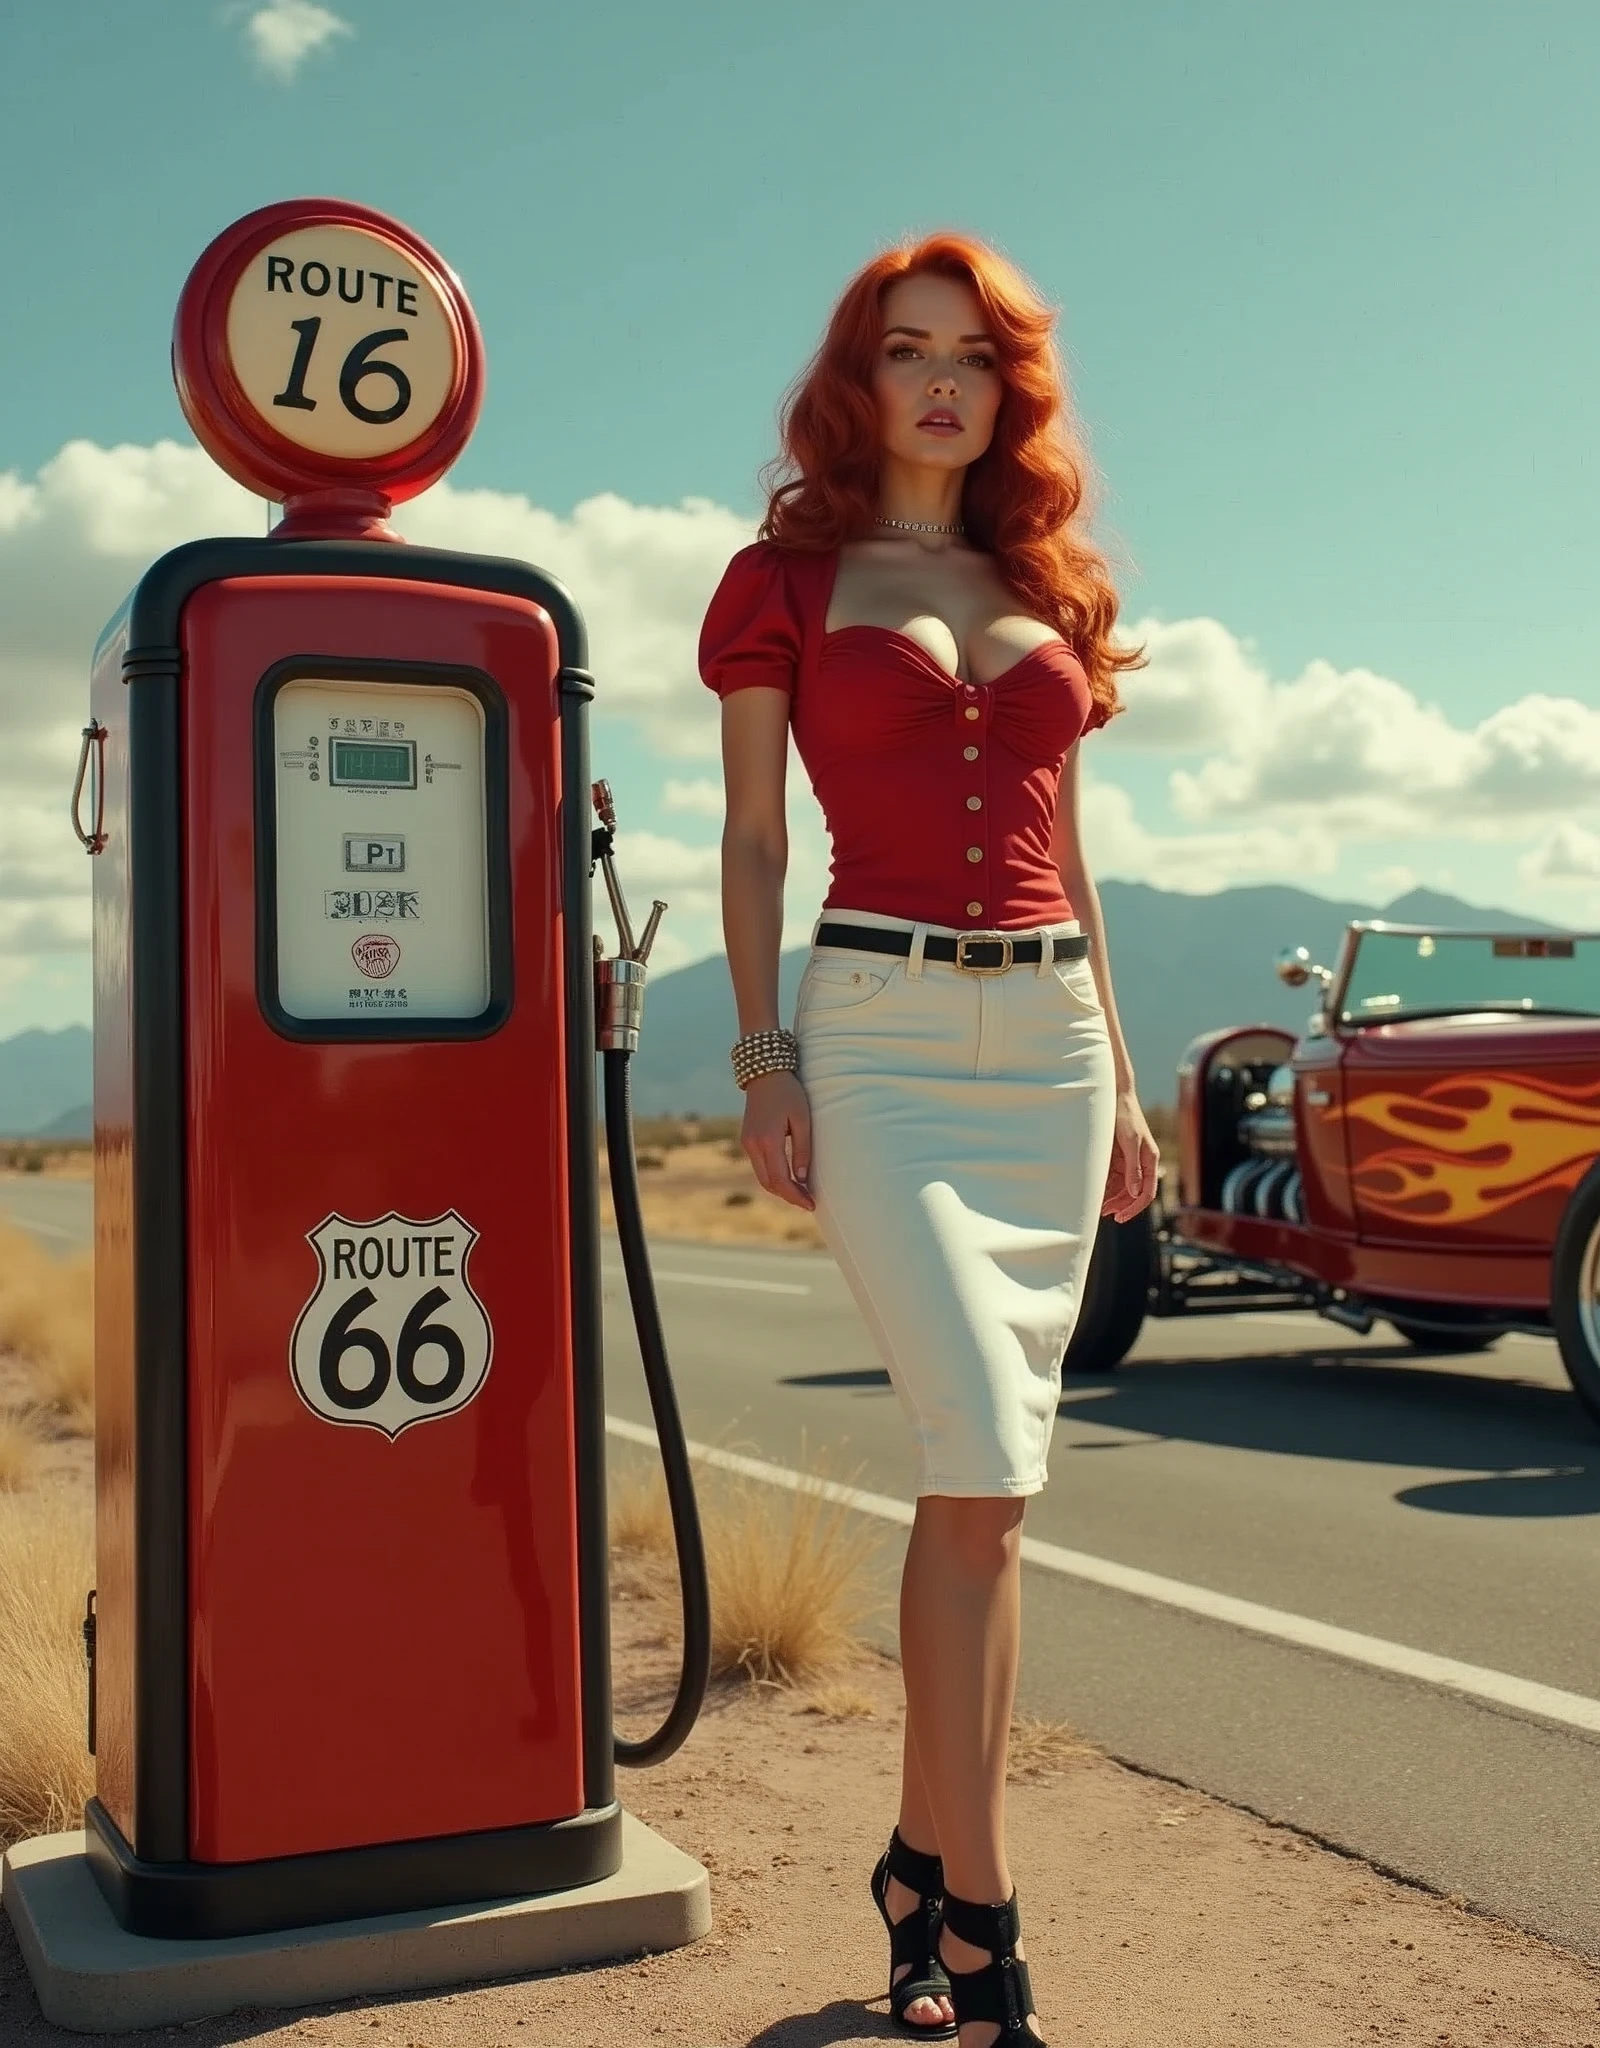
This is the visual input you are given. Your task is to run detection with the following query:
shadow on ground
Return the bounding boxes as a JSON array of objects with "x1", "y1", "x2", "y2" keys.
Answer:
[
  {"x1": 784, "y1": 1341, "x2": 1599, "y2": 1518},
  {"x1": 745, "y1": 1998, "x2": 897, "y2": 2045}
]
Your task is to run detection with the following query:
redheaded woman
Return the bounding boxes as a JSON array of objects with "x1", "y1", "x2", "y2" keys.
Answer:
[{"x1": 699, "y1": 233, "x2": 1158, "y2": 2048}]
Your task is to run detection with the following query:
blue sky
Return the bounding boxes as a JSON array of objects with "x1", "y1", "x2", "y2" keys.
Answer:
[{"x1": 1, "y1": 0, "x2": 1597, "y2": 1037}]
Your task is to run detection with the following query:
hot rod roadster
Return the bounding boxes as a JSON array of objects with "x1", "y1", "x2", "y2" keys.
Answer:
[{"x1": 1065, "y1": 921, "x2": 1600, "y2": 1425}]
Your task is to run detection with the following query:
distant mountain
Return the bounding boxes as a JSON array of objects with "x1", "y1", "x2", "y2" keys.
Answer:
[
  {"x1": 0, "y1": 1026, "x2": 92, "y2": 1136},
  {"x1": 1378, "y1": 886, "x2": 1549, "y2": 933},
  {"x1": 32, "y1": 1102, "x2": 92, "y2": 1140},
  {"x1": 627, "y1": 882, "x2": 1556, "y2": 1115}
]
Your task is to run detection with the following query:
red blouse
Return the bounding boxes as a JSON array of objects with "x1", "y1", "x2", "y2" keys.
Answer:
[{"x1": 698, "y1": 541, "x2": 1107, "y2": 930}]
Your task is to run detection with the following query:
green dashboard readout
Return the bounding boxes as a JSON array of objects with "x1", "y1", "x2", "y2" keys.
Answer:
[{"x1": 330, "y1": 739, "x2": 416, "y2": 787}]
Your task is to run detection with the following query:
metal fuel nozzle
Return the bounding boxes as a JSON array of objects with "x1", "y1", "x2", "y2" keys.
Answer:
[{"x1": 591, "y1": 782, "x2": 668, "y2": 1049}]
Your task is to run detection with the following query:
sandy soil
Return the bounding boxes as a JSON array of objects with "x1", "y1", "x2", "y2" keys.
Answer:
[
  {"x1": 4, "y1": 1587, "x2": 1598, "y2": 2047},
  {"x1": 599, "y1": 1138, "x2": 827, "y2": 1252}
]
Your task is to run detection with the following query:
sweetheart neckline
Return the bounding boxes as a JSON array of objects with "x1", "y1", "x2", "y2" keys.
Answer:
[{"x1": 819, "y1": 621, "x2": 1075, "y2": 690}]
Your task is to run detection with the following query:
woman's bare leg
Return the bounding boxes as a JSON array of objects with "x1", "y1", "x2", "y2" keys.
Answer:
[
  {"x1": 886, "y1": 1710, "x2": 957, "y2": 2028},
  {"x1": 900, "y1": 1494, "x2": 1040, "y2": 2047}
]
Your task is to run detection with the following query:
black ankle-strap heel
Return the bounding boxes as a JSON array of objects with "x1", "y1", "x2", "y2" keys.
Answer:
[
  {"x1": 940, "y1": 1889, "x2": 1046, "y2": 2046},
  {"x1": 869, "y1": 1828, "x2": 957, "y2": 2038}
]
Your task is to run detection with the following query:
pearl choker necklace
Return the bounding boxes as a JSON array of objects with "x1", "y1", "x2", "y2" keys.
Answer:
[{"x1": 875, "y1": 516, "x2": 966, "y2": 536}]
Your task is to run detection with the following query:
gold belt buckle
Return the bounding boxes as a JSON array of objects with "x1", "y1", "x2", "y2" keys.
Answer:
[{"x1": 955, "y1": 930, "x2": 1013, "y2": 975}]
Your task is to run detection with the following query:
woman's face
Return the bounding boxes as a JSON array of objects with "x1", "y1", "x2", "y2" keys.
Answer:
[{"x1": 872, "y1": 271, "x2": 1004, "y2": 474}]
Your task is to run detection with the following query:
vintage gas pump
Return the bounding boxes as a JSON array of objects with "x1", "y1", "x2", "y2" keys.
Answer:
[{"x1": 73, "y1": 199, "x2": 710, "y2": 1939}]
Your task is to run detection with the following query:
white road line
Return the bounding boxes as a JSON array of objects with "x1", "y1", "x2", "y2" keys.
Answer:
[
  {"x1": 601, "y1": 1266, "x2": 810, "y2": 1296},
  {"x1": 606, "y1": 1416, "x2": 1600, "y2": 1739},
  {"x1": 0, "y1": 1211, "x2": 84, "y2": 1246}
]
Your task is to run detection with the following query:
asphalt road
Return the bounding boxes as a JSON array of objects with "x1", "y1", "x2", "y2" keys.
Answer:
[
  {"x1": 7, "y1": 1175, "x2": 1597, "y2": 1958},
  {"x1": 0, "y1": 1175, "x2": 92, "y2": 1254}
]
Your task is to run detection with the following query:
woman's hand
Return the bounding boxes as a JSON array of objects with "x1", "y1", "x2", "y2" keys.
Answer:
[
  {"x1": 741, "y1": 1070, "x2": 816, "y2": 1211},
  {"x1": 1102, "y1": 1087, "x2": 1160, "y2": 1222}
]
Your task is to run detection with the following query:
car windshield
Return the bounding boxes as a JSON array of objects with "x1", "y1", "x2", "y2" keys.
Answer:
[{"x1": 1337, "y1": 928, "x2": 1600, "y2": 1024}]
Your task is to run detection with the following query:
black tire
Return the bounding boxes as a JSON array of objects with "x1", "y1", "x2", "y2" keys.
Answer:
[
  {"x1": 1063, "y1": 1208, "x2": 1153, "y2": 1374},
  {"x1": 1387, "y1": 1316, "x2": 1498, "y2": 1354},
  {"x1": 1552, "y1": 1161, "x2": 1600, "y2": 1427}
]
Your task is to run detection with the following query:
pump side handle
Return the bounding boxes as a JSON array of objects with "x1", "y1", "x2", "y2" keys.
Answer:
[{"x1": 71, "y1": 722, "x2": 109, "y2": 855}]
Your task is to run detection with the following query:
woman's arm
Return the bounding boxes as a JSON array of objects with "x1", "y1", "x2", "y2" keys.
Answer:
[
  {"x1": 1049, "y1": 746, "x2": 1159, "y2": 1220},
  {"x1": 719, "y1": 686, "x2": 814, "y2": 1209}
]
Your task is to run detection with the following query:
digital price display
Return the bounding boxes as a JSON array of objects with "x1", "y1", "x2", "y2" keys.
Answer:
[{"x1": 331, "y1": 739, "x2": 417, "y2": 788}]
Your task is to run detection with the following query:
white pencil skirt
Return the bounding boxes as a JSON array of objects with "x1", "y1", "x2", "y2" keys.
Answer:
[{"x1": 793, "y1": 907, "x2": 1118, "y2": 1498}]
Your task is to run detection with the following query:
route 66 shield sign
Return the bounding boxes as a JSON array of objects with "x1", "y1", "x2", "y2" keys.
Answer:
[{"x1": 290, "y1": 1210, "x2": 492, "y2": 1438}]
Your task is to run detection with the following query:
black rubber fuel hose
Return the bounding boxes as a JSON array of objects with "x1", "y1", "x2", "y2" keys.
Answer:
[{"x1": 602, "y1": 1046, "x2": 712, "y2": 1765}]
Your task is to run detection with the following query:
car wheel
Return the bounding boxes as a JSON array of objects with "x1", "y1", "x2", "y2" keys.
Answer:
[
  {"x1": 1063, "y1": 1208, "x2": 1153, "y2": 1375},
  {"x1": 1387, "y1": 1315, "x2": 1498, "y2": 1354},
  {"x1": 1552, "y1": 1160, "x2": 1600, "y2": 1427}
]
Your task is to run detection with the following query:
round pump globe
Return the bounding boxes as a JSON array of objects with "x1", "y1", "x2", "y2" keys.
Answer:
[{"x1": 173, "y1": 197, "x2": 485, "y2": 529}]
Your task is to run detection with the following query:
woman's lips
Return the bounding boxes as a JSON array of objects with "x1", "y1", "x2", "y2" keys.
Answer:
[{"x1": 917, "y1": 417, "x2": 963, "y2": 436}]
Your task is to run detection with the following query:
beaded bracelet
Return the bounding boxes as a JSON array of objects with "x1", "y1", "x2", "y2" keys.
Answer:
[{"x1": 731, "y1": 1026, "x2": 799, "y2": 1090}]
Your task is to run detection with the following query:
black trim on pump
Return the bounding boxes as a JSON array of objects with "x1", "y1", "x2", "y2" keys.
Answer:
[
  {"x1": 252, "y1": 655, "x2": 514, "y2": 1043},
  {"x1": 127, "y1": 661, "x2": 192, "y2": 1864},
  {"x1": 98, "y1": 535, "x2": 620, "y2": 1934},
  {"x1": 557, "y1": 662, "x2": 616, "y2": 1815},
  {"x1": 84, "y1": 1795, "x2": 622, "y2": 1941}
]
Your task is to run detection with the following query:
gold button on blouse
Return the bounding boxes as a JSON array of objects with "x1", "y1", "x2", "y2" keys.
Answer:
[
  {"x1": 963, "y1": 706, "x2": 980, "y2": 721},
  {"x1": 963, "y1": 745, "x2": 979, "y2": 760},
  {"x1": 966, "y1": 796, "x2": 982, "y2": 811},
  {"x1": 966, "y1": 900, "x2": 983, "y2": 916},
  {"x1": 966, "y1": 846, "x2": 983, "y2": 863}
]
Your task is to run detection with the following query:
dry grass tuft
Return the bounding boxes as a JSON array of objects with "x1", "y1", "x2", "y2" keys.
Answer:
[
  {"x1": 0, "y1": 1413, "x2": 39, "y2": 1492},
  {"x1": 0, "y1": 1487, "x2": 94, "y2": 1848},
  {"x1": 609, "y1": 1461, "x2": 679, "y2": 1601},
  {"x1": 609, "y1": 1448, "x2": 884, "y2": 1688},
  {"x1": 610, "y1": 1463, "x2": 678, "y2": 1559},
  {"x1": 801, "y1": 1681, "x2": 877, "y2": 1720},
  {"x1": 1008, "y1": 1713, "x2": 1098, "y2": 1781},
  {"x1": 0, "y1": 1141, "x2": 91, "y2": 1177},
  {"x1": 0, "y1": 1224, "x2": 94, "y2": 1429},
  {"x1": 703, "y1": 1454, "x2": 884, "y2": 1687}
]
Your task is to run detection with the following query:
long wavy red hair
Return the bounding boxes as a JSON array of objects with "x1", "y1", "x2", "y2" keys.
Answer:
[{"x1": 758, "y1": 232, "x2": 1144, "y2": 716}]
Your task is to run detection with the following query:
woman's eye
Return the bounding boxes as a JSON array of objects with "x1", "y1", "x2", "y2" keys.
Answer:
[
  {"x1": 887, "y1": 344, "x2": 920, "y2": 361},
  {"x1": 962, "y1": 353, "x2": 996, "y2": 370}
]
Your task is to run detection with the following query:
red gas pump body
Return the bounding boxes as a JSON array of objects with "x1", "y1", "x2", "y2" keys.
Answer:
[{"x1": 87, "y1": 540, "x2": 616, "y2": 1937}]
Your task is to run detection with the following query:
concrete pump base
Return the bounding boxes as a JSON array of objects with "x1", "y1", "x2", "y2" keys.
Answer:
[{"x1": 2, "y1": 1811, "x2": 710, "y2": 2035}]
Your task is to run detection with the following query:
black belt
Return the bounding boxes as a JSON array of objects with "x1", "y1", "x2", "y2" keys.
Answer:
[{"x1": 814, "y1": 920, "x2": 1089, "y2": 974}]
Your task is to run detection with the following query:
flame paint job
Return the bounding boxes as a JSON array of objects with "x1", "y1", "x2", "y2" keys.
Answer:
[
  {"x1": 1331, "y1": 1072, "x2": 1600, "y2": 1228},
  {"x1": 1174, "y1": 998, "x2": 1600, "y2": 1313}
]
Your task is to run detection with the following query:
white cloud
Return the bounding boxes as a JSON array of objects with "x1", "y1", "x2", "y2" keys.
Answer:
[
  {"x1": 1081, "y1": 778, "x2": 1338, "y2": 895},
  {"x1": 1113, "y1": 613, "x2": 1600, "y2": 842},
  {"x1": 245, "y1": 0, "x2": 353, "y2": 82},
  {"x1": 1105, "y1": 616, "x2": 1271, "y2": 752},
  {"x1": 662, "y1": 777, "x2": 725, "y2": 816},
  {"x1": 1520, "y1": 823, "x2": 1600, "y2": 886}
]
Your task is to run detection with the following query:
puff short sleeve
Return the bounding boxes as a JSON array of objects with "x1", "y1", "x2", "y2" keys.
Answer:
[{"x1": 698, "y1": 542, "x2": 802, "y2": 699}]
